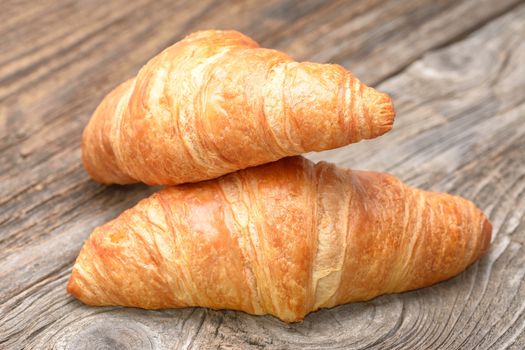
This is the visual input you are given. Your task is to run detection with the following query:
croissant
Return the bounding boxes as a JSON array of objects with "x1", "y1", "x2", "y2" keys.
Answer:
[
  {"x1": 68, "y1": 157, "x2": 491, "y2": 322},
  {"x1": 82, "y1": 30, "x2": 395, "y2": 185}
]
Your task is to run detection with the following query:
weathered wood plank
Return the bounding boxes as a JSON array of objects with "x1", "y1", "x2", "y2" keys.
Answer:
[
  {"x1": 1, "y1": 0, "x2": 524, "y2": 349},
  {"x1": 262, "y1": 0, "x2": 523, "y2": 84}
]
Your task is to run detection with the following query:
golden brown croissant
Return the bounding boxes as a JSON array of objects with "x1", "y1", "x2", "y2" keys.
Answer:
[
  {"x1": 68, "y1": 157, "x2": 491, "y2": 322},
  {"x1": 82, "y1": 30, "x2": 395, "y2": 185}
]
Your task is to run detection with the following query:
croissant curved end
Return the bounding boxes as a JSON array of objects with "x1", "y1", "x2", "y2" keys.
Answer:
[
  {"x1": 479, "y1": 216, "x2": 493, "y2": 259},
  {"x1": 66, "y1": 269, "x2": 82, "y2": 301},
  {"x1": 362, "y1": 86, "x2": 396, "y2": 138}
]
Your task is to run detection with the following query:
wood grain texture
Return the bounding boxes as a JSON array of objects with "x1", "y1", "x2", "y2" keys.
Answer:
[{"x1": 1, "y1": 0, "x2": 524, "y2": 349}]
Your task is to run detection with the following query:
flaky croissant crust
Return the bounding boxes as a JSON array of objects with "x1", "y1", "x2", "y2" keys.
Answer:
[
  {"x1": 68, "y1": 157, "x2": 491, "y2": 322},
  {"x1": 82, "y1": 30, "x2": 395, "y2": 185}
]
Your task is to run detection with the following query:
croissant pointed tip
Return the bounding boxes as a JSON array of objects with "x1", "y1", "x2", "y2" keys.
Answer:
[
  {"x1": 480, "y1": 217, "x2": 493, "y2": 257},
  {"x1": 66, "y1": 267, "x2": 87, "y2": 303},
  {"x1": 362, "y1": 87, "x2": 396, "y2": 138},
  {"x1": 66, "y1": 274, "x2": 78, "y2": 298}
]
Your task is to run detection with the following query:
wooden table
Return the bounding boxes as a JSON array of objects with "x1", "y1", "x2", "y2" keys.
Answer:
[{"x1": 1, "y1": 1, "x2": 524, "y2": 349}]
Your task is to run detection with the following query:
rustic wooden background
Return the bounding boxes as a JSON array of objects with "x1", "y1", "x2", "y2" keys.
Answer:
[{"x1": 1, "y1": 0, "x2": 524, "y2": 349}]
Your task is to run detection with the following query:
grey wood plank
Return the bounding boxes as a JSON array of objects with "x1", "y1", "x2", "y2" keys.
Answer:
[
  {"x1": 1, "y1": 1, "x2": 524, "y2": 349},
  {"x1": 262, "y1": 0, "x2": 523, "y2": 85}
]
